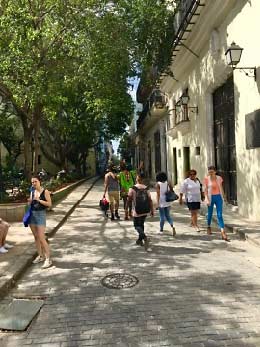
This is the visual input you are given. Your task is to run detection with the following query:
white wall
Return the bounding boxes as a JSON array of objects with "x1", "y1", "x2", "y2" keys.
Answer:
[{"x1": 163, "y1": 0, "x2": 260, "y2": 220}]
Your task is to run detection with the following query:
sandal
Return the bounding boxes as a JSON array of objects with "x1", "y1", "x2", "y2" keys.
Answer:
[{"x1": 221, "y1": 231, "x2": 230, "y2": 242}]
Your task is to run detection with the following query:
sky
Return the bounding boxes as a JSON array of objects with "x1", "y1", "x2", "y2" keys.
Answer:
[{"x1": 111, "y1": 77, "x2": 140, "y2": 157}]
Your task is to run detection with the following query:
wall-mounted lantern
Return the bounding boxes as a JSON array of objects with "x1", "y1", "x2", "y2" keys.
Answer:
[
  {"x1": 180, "y1": 92, "x2": 198, "y2": 115},
  {"x1": 225, "y1": 42, "x2": 257, "y2": 81}
]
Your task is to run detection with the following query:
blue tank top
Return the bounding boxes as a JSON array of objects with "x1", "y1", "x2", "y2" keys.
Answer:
[{"x1": 107, "y1": 174, "x2": 119, "y2": 192}]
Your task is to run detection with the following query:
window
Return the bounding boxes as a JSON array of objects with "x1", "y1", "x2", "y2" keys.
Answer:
[{"x1": 195, "y1": 146, "x2": 200, "y2": 155}]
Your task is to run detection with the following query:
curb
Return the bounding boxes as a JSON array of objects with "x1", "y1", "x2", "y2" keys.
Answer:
[
  {"x1": 0, "y1": 176, "x2": 100, "y2": 300},
  {"x1": 200, "y1": 210, "x2": 253, "y2": 246}
]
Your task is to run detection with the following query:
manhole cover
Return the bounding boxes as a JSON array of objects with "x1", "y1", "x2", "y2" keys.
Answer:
[{"x1": 101, "y1": 273, "x2": 139, "y2": 289}]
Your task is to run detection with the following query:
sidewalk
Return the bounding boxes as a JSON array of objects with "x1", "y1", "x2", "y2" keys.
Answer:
[
  {"x1": 169, "y1": 184, "x2": 260, "y2": 246},
  {"x1": 199, "y1": 201, "x2": 260, "y2": 245},
  {"x1": 0, "y1": 177, "x2": 99, "y2": 299},
  {"x1": 151, "y1": 182, "x2": 260, "y2": 245}
]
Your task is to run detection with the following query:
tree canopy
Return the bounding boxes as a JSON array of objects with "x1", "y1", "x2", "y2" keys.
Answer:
[{"x1": 0, "y1": 0, "x2": 176, "y2": 176}]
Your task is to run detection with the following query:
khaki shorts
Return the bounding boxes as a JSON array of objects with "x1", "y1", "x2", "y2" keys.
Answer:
[{"x1": 108, "y1": 191, "x2": 120, "y2": 209}]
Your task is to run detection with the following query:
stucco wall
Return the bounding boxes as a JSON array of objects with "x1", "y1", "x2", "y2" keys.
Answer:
[
  {"x1": 163, "y1": 0, "x2": 260, "y2": 220},
  {"x1": 227, "y1": 0, "x2": 260, "y2": 220}
]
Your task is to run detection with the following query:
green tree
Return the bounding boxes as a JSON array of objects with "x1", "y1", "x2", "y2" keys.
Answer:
[{"x1": 0, "y1": 0, "x2": 177, "y2": 179}]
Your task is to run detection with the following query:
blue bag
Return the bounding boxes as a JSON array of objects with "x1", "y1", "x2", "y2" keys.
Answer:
[{"x1": 23, "y1": 206, "x2": 32, "y2": 227}]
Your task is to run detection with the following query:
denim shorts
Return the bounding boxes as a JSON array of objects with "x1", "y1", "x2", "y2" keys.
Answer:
[{"x1": 30, "y1": 210, "x2": 46, "y2": 226}]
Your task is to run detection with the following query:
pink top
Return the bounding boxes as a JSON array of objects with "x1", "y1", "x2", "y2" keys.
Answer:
[{"x1": 203, "y1": 176, "x2": 223, "y2": 195}]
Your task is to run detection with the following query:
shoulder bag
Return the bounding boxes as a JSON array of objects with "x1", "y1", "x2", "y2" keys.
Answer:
[{"x1": 165, "y1": 184, "x2": 179, "y2": 202}]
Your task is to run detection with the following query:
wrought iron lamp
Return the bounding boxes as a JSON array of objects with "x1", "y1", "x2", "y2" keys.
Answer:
[
  {"x1": 225, "y1": 42, "x2": 256, "y2": 81},
  {"x1": 180, "y1": 93, "x2": 198, "y2": 115}
]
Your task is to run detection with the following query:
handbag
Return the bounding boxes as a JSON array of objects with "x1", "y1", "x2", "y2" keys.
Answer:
[
  {"x1": 197, "y1": 178, "x2": 205, "y2": 201},
  {"x1": 23, "y1": 206, "x2": 32, "y2": 227},
  {"x1": 165, "y1": 184, "x2": 179, "y2": 202}
]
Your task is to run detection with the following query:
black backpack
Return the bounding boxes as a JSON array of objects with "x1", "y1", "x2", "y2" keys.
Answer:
[{"x1": 132, "y1": 186, "x2": 150, "y2": 214}]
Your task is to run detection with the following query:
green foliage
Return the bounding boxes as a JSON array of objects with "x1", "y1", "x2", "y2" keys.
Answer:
[
  {"x1": 0, "y1": 0, "x2": 177, "y2": 174},
  {"x1": 0, "y1": 104, "x2": 22, "y2": 160},
  {"x1": 118, "y1": 133, "x2": 133, "y2": 163}
]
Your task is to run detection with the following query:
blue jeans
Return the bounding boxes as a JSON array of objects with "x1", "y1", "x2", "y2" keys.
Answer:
[
  {"x1": 207, "y1": 194, "x2": 224, "y2": 229},
  {"x1": 159, "y1": 207, "x2": 173, "y2": 231}
]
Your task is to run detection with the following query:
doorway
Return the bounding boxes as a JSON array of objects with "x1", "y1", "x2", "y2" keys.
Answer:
[
  {"x1": 183, "y1": 146, "x2": 190, "y2": 178},
  {"x1": 172, "y1": 147, "x2": 177, "y2": 185},
  {"x1": 213, "y1": 75, "x2": 237, "y2": 204}
]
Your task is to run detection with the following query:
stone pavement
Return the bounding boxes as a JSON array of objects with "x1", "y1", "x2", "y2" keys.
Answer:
[
  {"x1": 1, "y1": 181, "x2": 260, "y2": 346},
  {"x1": 0, "y1": 177, "x2": 99, "y2": 299}
]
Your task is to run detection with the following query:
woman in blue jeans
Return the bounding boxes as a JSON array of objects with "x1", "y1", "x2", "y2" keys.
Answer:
[
  {"x1": 156, "y1": 172, "x2": 176, "y2": 237},
  {"x1": 203, "y1": 166, "x2": 230, "y2": 242}
]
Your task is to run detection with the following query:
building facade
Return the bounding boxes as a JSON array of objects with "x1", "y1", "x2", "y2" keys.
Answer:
[{"x1": 134, "y1": 0, "x2": 260, "y2": 221}]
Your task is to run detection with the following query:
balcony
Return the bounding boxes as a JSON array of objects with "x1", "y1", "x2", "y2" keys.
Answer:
[
  {"x1": 137, "y1": 90, "x2": 168, "y2": 131},
  {"x1": 167, "y1": 104, "x2": 191, "y2": 138},
  {"x1": 172, "y1": 0, "x2": 205, "y2": 60}
]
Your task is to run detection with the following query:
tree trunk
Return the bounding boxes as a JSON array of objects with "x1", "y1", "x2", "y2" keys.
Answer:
[
  {"x1": 82, "y1": 152, "x2": 87, "y2": 177},
  {"x1": 0, "y1": 142, "x2": 4, "y2": 198},
  {"x1": 21, "y1": 121, "x2": 33, "y2": 179},
  {"x1": 32, "y1": 104, "x2": 42, "y2": 174}
]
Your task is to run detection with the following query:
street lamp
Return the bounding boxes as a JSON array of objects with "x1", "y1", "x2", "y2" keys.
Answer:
[
  {"x1": 225, "y1": 42, "x2": 257, "y2": 81},
  {"x1": 180, "y1": 92, "x2": 198, "y2": 115}
]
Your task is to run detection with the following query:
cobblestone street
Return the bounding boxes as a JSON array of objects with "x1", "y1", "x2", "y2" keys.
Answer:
[{"x1": 1, "y1": 181, "x2": 260, "y2": 347}]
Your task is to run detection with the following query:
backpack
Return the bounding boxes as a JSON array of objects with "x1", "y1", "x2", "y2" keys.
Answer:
[{"x1": 132, "y1": 186, "x2": 150, "y2": 214}]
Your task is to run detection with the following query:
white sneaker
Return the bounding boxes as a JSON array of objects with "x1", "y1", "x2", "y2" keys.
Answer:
[
  {"x1": 0, "y1": 246, "x2": 8, "y2": 254},
  {"x1": 32, "y1": 255, "x2": 44, "y2": 264},
  {"x1": 4, "y1": 243, "x2": 14, "y2": 249},
  {"x1": 146, "y1": 247, "x2": 152, "y2": 252},
  {"x1": 157, "y1": 231, "x2": 163, "y2": 235},
  {"x1": 42, "y1": 258, "x2": 52, "y2": 269}
]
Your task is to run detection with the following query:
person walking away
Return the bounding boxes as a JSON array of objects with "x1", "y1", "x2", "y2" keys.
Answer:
[
  {"x1": 0, "y1": 218, "x2": 13, "y2": 254},
  {"x1": 119, "y1": 163, "x2": 135, "y2": 220},
  {"x1": 138, "y1": 161, "x2": 145, "y2": 176},
  {"x1": 203, "y1": 166, "x2": 230, "y2": 241},
  {"x1": 127, "y1": 173, "x2": 154, "y2": 251},
  {"x1": 156, "y1": 172, "x2": 176, "y2": 237},
  {"x1": 29, "y1": 175, "x2": 53, "y2": 268},
  {"x1": 104, "y1": 164, "x2": 120, "y2": 221},
  {"x1": 179, "y1": 169, "x2": 203, "y2": 232}
]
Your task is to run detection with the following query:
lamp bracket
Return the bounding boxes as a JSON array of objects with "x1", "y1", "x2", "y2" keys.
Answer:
[
  {"x1": 233, "y1": 66, "x2": 256, "y2": 81},
  {"x1": 188, "y1": 106, "x2": 198, "y2": 115},
  {"x1": 168, "y1": 107, "x2": 198, "y2": 115}
]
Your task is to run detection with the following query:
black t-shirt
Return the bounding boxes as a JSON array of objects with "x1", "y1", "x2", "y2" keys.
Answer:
[{"x1": 31, "y1": 189, "x2": 47, "y2": 211}]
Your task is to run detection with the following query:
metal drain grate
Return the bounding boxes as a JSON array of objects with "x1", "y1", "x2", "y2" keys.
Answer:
[
  {"x1": 101, "y1": 273, "x2": 139, "y2": 289},
  {"x1": 0, "y1": 298, "x2": 44, "y2": 331}
]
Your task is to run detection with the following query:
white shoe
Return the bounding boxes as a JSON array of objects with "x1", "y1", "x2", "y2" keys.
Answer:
[
  {"x1": 146, "y1": 247, "x2": 152, "y2": 252},
  {"x1": 157, "y1": 231, "x2": 163, "y2": 235},
  {"x1": 0, "y1": 246, "x2": 8, "y2": 254},
  {"x1": 32, "y1": 255, "x2": 44, "y2": 264},
  {"x1": 4, "y1": 243, "x2": 14, "y2": 249},
  {"x1": 42, "y1": 258, "x2": 52, "y2": 269}
]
